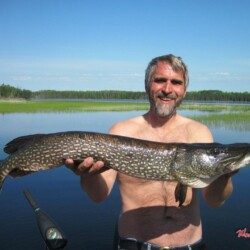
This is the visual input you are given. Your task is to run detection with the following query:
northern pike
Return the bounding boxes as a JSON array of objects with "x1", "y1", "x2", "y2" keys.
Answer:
[{"x1": 0, "y1": 131, "x2": 250, "y2": 204}]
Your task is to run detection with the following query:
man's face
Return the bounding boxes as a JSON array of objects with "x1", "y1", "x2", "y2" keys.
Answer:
[{"x1": 148, "y1": 61, "x2": 186, "y2": 117}]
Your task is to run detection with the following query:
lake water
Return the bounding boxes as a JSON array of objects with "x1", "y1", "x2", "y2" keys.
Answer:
[{"x1": 0, "y1": 111, "x2": 249, "y2": 250}]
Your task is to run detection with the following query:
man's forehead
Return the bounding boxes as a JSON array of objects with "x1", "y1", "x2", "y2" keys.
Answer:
[{"x1": 153, "y1": 62, "x2": 184, "y2": 78}]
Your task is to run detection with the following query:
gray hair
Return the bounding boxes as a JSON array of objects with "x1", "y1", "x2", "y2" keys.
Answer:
[{"x1": 145, "y1": 54, "x2": 189, "y2": 93}]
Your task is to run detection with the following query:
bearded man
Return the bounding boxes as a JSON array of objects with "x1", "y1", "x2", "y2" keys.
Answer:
[{"x1": 66, "y1": 54, "x2": 233, "y2": 250}]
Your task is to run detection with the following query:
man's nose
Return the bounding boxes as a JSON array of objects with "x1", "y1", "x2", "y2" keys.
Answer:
[{"x1": 162, "y1": 81, "x2": 173, "y2": 93}]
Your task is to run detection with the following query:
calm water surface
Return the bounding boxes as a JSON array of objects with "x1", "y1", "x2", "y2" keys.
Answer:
[{"x1": 0, "y1": 111, "x2": 249, "y2": 250}]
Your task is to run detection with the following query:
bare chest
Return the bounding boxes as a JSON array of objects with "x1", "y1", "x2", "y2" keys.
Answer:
[
  {"x1": 117, "y1": 174, "x2": 201, "y2": 245},
  {"x1": 118, "y1": 174, "x2": 194, "y2": 208},
  {"x1": 136, "y1": 125, "x2": 193, "y2": 144}
]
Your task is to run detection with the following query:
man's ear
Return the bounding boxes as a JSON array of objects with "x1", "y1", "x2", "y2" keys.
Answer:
[{"x1": 183, "y1": 89, "x2": 187, "y2": 98}]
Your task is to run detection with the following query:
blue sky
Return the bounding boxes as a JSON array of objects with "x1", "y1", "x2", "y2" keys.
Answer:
[{"x1": 1, "y1": 0, "x2": 250, "y2": 92}]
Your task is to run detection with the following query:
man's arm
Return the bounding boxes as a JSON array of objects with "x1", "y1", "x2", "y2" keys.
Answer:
[
  {"x1": 191, "y1": 122, "x2": 234, "y2": 208},
  {"x1": 66, "y1": 158, "x2": 117, "y2": 203},
  {"x1": 202, "y1": 174, "x2": 234, "y2": 208}
]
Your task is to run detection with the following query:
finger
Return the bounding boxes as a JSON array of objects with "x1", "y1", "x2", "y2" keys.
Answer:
[
  {"x1": 82, "y1": 157, "x2": 95, "y2": 168},
  {"x1": 88, "y1": 161, "x2": 105, "y2": 173},
  {"x1": 76, "y1": 158, "x2": 94, "y2": 172},
  {"x1": 65, "y1": 158, "x2": 75, "y2": 168}
]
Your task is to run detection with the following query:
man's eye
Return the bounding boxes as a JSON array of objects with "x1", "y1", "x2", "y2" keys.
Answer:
[
  {"x1": 171, "y1": 80, "x2": 183, "y2": 85},
  {"x1": 154, "y1": 78, "x2": 166, "y2": 83}
]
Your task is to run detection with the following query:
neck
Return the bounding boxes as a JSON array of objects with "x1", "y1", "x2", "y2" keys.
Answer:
[{"x1": 144, "y1": 109, "x2": 178, "y2": 129}]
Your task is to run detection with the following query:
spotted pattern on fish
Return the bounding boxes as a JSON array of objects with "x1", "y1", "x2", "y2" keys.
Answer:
[{"x1": 0, "y1": 132, "x2": 250, "y2": 198}]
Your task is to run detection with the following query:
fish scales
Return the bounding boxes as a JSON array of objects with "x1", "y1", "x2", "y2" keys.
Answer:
[
  {"x1": 0, "y1": 131, "x2": 250, "y2": 192},
  {"x1": 80, "y1": 133, "x2": 174, "y2": 180}
]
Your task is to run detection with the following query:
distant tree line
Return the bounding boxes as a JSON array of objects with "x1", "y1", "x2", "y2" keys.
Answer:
[
  {"x1": 0, "y1": 84, "x2": 32, "y2": 99},
  {"x1": 0, "y1": 84, "x2": 249, "y2": 102},
  {"x1": 33, "y1": 90, "x2": 147, "y2": 100},
  {"x1": 33, "y1": 89, "x2": 250, "y2": 102},
  {"x1": 185, "y1": 90, "x2": 250, "y2": 102}
]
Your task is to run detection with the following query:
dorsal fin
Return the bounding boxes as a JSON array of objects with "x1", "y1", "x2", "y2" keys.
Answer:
[{"x1": 4, "y1": 134, "x2": 44, "y2": 154}]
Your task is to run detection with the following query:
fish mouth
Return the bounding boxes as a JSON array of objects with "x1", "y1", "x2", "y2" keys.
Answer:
[{"x1": 221, "y1": 151, "x2": 250, "y2": 172}]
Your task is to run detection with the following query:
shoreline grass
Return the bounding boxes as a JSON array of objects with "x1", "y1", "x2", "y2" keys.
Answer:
[
  {"x1": 1, "y1": 100, "x2": 250, "y2": 129},
  {"x1": 0, "y1": 100, "x2": 250, "y2": 113},
  {"x1": 0, "y1": 101, "x2": 149, "y2": 113}
]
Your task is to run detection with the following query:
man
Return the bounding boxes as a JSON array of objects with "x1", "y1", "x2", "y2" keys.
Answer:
[{"x1": 66, "y1": 54, "x2": 234, "y2": 250}]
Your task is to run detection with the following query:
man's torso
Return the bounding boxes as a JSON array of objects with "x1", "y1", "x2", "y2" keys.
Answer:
[{"x1": 112, "y1": 113, "x2": 211, "y2": 246}]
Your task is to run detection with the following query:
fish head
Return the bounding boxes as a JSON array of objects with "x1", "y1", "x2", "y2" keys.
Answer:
[
  {"x1": 203, "y1": 143, "x2": 250, "y2": 174},
  {"x1": 182, "y1": 143, "x2": 250, "y2": 188}
]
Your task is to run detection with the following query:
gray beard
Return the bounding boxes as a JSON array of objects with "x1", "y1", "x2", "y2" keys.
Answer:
[
  {"x1": 149, "y1": 92, "x2": 183, "y2": 118},
  {"x1": 154, "y1": 102, "x2": 177, "y2": 117}
]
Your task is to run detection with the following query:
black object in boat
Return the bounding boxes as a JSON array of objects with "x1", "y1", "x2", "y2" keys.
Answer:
[{"x1": 23, "y1": 189, "x2": 67, "y2": 250}]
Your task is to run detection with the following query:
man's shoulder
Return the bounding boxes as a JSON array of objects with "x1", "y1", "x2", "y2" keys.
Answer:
[
  {"x1": 177, "y1": 114, "x2": 205, "y2": 127},
  {"x1": 181, "y1": 115, "x2": 208, "y2": 129},
  {"x1": 177, "y1": 115, "x2": 213, "y2": 143},
  {"x1": 109, "y1": 115, "x2": 144, "y2": 137}
]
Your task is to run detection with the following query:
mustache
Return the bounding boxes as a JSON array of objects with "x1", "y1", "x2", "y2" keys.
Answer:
[{"x1": 155, "y1": 91, "x2": 177, "y2": 100}]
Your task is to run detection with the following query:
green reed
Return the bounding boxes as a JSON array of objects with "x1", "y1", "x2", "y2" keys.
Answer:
[
  {"x1": 0, "y1": 100, "x2": 249, "y2": 113},
  {"x1": 191, "y1": 112, "x2": 250, "y2": 131},
  {"x1": 0, "y1": 100, "x2": 149, "y2": 113}
]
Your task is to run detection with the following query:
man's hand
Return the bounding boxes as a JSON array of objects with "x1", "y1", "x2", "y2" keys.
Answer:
[
  {"x1": 65, "y1": 157, "x2": 106, "y2": 176},
  {"x1": 65, "y1": 157, "x2": 115, "y2": 203},
  {"x1": 202, "y1": 170, "x2": 239, "y2": 208}
]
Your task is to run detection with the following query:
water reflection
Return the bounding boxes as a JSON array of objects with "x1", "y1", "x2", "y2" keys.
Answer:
[{"x1": 191, "y1": 115, "x2": 250, "y2": 132}]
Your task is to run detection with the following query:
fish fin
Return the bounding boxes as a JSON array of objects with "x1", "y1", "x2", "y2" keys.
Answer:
[
  {"x1": 9, "y1": 169, "x2": 35, "y2": 178},
  {"x1": 175, "y1": 183, "x2": 187, "y2": 207},
  {"x1": 4, "y1": 134, "x2": 44, "y2": 154}
]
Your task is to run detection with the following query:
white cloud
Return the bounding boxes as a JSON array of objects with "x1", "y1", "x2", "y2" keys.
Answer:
[
  {"x1": 0, "y1": 58, "x2": 146, "y2": 91},
  {"x1": 11, "y1": 75, "x2": 32, "y2": 81},
  {"x1": 192, "y1": 71, "x2": 250, "y2": 82},
  {"x1": 214, "y1": 72, "x2": 230, "y2": 76}
]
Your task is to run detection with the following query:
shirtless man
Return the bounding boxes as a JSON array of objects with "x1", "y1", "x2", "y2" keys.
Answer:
[{"x1": 66, "y1": 54, "x2": 233, "y2": 250}]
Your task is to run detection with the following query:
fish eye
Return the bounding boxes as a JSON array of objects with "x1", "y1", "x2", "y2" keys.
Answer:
[{"x1": 209, "y1": 148, "x2": 226, "y2": 155}]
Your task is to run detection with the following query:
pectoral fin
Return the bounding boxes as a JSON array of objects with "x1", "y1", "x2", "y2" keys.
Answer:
[
  {"x1": 175, "y1": 182, "x2": 187, "y2": 207},
  {"x1": 9, "y1": 169, "x2": 35, "y2": 178}
]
